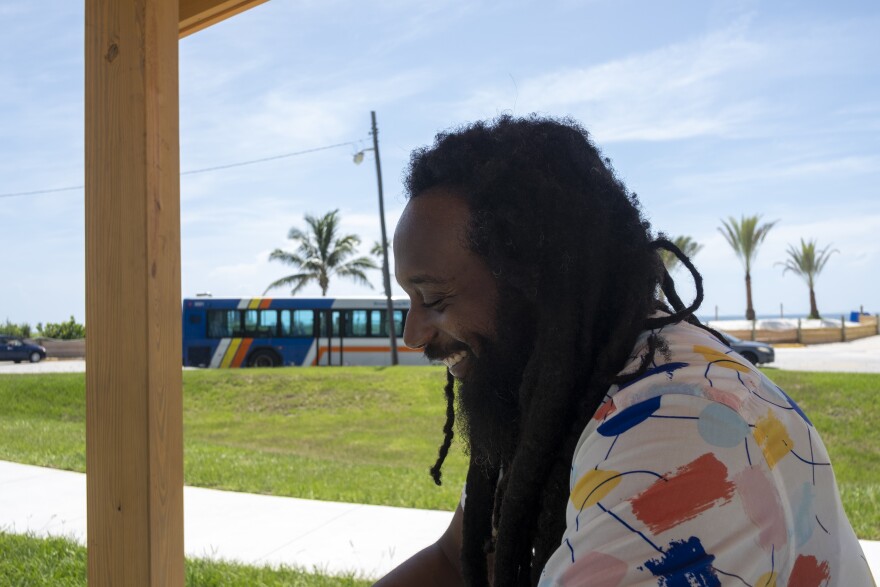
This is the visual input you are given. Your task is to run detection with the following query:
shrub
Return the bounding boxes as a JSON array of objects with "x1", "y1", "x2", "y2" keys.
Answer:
[
  {"x1": 0, "y1": 319, "x2": 31, "y2": 338},
  {"x1": 36, "y1": 316, "x2": 86, "y2": 340}
]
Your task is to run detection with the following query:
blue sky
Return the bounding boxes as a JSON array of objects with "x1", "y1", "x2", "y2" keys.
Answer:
[{"x1": 2, "y1": 0, "x2": 878, "y2": 326}]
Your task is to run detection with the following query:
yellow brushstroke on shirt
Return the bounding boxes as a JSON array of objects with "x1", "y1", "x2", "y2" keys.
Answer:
[
  {"x1": 570, "y1": 469, "x2": 621, "y2": 511},
  {"x1": 754, "y1": 409, "x2": 793, "y2": 469},
  {"x1": 694, "y1": 345, "x2": 751, "y2": 373}
]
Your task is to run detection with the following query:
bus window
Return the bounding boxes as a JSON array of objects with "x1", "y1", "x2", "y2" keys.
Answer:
[
  {"x1": 243, "y1": 309, "x2": 278, "y2": 338},
  {"x1": 243, "y1": 309, "x2": 274, "y2": 337},
  {"x1": 207, "y1": 309, "x2": 243, "y2": 338},
  {"x1": 345, "y1": 310, "x2": 368, "y2": 337},
  {"x1": 318, "y1": 311, "x2": 341, "y2": 338},
  {"x1": 280, "y1": 309, "x2": 315, "y2": 337},
  {"x1": 369, "y1": 310, "x2": 404, "y2": 337}
]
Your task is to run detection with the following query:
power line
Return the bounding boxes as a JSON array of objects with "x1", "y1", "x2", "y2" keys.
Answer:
[
  {"x1": 0, "y1": 140, "x2": 355, "y2": 199},
  {"x1": 0, "y1": 185, "x2": 83, "y2": 199},
  {"x1": 180, "y1": 141, "x2": 354, "y2": 175}
]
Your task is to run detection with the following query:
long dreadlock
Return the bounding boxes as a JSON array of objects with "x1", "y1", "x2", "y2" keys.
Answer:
[{"x1": 407, "y1": 115, "x2": 720, "y2": 586}]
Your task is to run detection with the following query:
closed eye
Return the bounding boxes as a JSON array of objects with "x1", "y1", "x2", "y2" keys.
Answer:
[{"x1": 423, "y1": 292, "x2": 456, "y2": 310}]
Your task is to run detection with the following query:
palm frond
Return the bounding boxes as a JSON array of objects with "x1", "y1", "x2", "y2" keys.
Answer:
[
  {"x1": 287, "y1": 227, "x2": 307, "y2": 241},
  {"x1": 370, "y1": 240, "x2": 391, "y2": 258},
  {"x1": 777, "y1": 238, "x2": 838, "y2": 288},
  {"x1": 268, "y1": 249, "x2": 307, "y2": 267},
  {"x1": 262, "y1": 273, "x2": 316, "y2": 295},
  {"x1": 718, "y1": 214, "x2": 778, "y2": 272},
  {"x1": 659, "y1": 235, "x2": 703, "y2": 271},
  {"x1": 267, "y1": 209, "x2": 379, "y2": 296},
  {"x1": 342, "y1": 256, "x2": 380, "y2": 271},
  {"x1": 334, "y1": 266, "x2": 375, "y2": 289}
]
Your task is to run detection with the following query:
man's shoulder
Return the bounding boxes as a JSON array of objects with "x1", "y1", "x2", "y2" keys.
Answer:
[
  {"x1": 549, "y1": 320, "x2": 869, "y2": 587},
  {"x1": 581, "y1": 319, "x2": 811, "y2": 454},
  {"x1": 607, "y1": 320, "x2": 757, "y2": 412}
]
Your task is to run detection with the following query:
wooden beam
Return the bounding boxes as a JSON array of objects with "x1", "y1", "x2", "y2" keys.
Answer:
[
  {"x1": 179, "y1": 0, "x2": 269, "y2": 38},
  {"x1": 85, "y1": 0, "x2": 184, "y2": 585}
]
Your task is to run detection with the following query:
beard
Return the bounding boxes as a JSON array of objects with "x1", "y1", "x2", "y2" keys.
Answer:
[{"x1": 455, "y1": 288, "x2": 536, "y2": 473}]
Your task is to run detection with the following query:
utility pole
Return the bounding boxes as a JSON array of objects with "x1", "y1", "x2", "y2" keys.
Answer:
[{"x1": 370, "y1": 111, "x2": 399, "y2": 365}]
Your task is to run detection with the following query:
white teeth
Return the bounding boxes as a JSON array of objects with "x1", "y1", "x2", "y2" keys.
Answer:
[{"x1": 443, "y1": 351, "x2": 467, "y2": 368}]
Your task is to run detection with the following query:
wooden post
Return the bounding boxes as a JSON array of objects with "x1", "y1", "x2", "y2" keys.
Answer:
[
  {"x1": 796, "y1": 318, "x2": 802, "y2": 344},
  {"x1": 841, "y1": 315, "x2": 846, "y2": 342},
  {"x1": 751, "y1": 319, "x2": 756, "y2": 341},
  {"x1": 85, "y1": 0, "x2": 184, "y2": 585}
]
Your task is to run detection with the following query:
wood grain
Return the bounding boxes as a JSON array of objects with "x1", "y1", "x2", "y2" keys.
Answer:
[
  {"x1": 179, "y1": 0, "x2": 269, "y2": 38},
  {"x1": 85, "y1": 0, "x2": 184, "y2": 584}
]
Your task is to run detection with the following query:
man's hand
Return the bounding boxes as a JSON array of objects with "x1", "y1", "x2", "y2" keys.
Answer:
[{"x1": 372, "y1": 504, "x2": 464, "y2": 586}]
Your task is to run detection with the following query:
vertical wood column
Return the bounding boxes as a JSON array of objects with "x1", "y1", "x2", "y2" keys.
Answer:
[{"x1": 85, "y1": 0, "x2": 184, "y2": 585}]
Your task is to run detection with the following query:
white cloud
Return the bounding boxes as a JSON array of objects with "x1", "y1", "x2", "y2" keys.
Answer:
[
  {"x1": 670, "y1": 155, "x2": 880, "y2": 198},
  {"x1": 454, "y1": 24, "x2": 768, "y2": 142},
  {"x1": 241, "y1": 72, "x2": 434, "y2": 147},
  {"x1": 453, "y1": 14, "x2": 880, "y2": 144}
]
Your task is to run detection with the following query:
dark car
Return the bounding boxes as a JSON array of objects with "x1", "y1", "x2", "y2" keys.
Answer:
[
  {"x1": 719, "y1": 331, "x2": 775, "y2": 365},
  {"x1": 0, "y1": 336, "x2": 47, "y2": 363}
]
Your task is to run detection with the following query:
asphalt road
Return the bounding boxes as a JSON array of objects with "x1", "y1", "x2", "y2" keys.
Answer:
[
  {"x1": 1, "y1": 335, "x2": 879, "y2": 374},
  {"x1": 768, "y1": 334, "x2": 880, "y2": 374}
]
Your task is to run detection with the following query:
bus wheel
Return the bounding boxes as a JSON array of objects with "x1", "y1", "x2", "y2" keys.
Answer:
[{"x1": 249, "y1": 350, "x2": 279, "y2": 368}]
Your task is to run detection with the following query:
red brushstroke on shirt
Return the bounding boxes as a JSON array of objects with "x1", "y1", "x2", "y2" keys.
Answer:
[
  {"x1": 787, "y1": 555, "x2": 830, "y2": 587},
  {"x1": 630, "y1": 452, "x2": 734, "y2": 534},
  {"x1": 593, "y1": 398, "x2": 617, "y2": 421}
]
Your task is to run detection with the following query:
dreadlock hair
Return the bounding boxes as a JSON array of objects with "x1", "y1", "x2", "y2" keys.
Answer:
[
  {"x1": 406, "y1": 115, "x2": 716, "y2": 586},
  {"x1": 429, "y1": 370, "x2": 456, "y2": 485}
]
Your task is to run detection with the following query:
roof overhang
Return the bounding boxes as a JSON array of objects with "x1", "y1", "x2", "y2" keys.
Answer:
[{"x1": 179, "y1": 0, "x2": 270, "y2": 38}]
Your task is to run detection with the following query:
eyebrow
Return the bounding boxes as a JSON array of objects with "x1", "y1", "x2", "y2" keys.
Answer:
[{"x1": 407, "y1": 274, "x2": 451, "y2": 286}]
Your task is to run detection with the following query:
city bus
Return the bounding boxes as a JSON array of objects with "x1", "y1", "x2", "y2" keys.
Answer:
[{"x1": 181, "y1": 296, "x2": 428, "y2": 368}]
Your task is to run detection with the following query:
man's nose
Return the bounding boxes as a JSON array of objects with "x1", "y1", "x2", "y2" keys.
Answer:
[{"x1": 402, "y1": 305, "x2": 435, "y2": 349}]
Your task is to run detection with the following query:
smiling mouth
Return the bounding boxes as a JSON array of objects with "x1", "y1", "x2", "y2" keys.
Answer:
[{"x1": 443, "y1": 350, "x2": 467, "y2": 369}]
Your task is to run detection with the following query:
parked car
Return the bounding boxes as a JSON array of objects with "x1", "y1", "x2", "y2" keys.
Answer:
[
  {"x1": 718, "y1": 331, "x2": 775, "y2": 365},
  {"x1": 0, "y1": 336, "x2": 47, "y2": 363}
]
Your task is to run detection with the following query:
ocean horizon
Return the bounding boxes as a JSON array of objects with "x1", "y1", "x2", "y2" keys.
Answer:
[{"x1": 698, "y1": 311, "x2": 873, "y2": 322}]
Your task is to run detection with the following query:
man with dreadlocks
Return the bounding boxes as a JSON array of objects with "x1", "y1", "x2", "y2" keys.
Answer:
[{"x1": 375, "y1": 116, "x2": 872, "y2": 587}]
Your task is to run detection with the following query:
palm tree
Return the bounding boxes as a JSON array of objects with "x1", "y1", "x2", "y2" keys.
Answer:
[
  {"x1": 658, "y1": 235, "x2": 703, "y2": 273},
  {"x1": 264, "y1": 210, "x2": 378, "y2": 296},
  {"x1": 777, "y1": 239, "x2": 838, "y2": 319},
  {"x1": 718, "y1": 215, "x2": 778, "y2": 320},
  {"x1": 370, "y1": 239, "x2": 390, "y2": 262}
]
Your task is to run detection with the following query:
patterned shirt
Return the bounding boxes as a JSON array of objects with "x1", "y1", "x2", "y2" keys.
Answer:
[{"x1": 540, "y1": 319, "x2": 874, "y2": 586}]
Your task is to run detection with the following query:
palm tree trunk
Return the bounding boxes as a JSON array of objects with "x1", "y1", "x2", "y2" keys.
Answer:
[
  {"x1": 809, "y1": 287, "x2": 820, "y2": 319},
  {"x1": 745, "y1": 271, "x2": 755, "y2": 321}
]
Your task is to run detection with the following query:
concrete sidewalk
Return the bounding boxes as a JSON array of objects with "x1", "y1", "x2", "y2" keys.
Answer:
[
  {"x1": 0, "y1": 460, "x2": 451, "y2": 580},
  {"x1": 1, "y1": 460, "x2": 878, "y2": 582},
  {"x1": 768, "y1": 334, "x2": 880, "y2": 373}
]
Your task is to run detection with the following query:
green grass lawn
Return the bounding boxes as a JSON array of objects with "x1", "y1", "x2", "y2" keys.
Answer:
[
  {"x1": 0, "y1": 367, "x2": 877, "y2": 540},
  {"x1": 761, "y1": 369, "x2": 880, "y2": 541},
  {"x1": 0, "y1": 367, "x2": 467, "y2": 511},
  {"x1": 0, "y1": 532, "x2": 371, "y2": 587}
]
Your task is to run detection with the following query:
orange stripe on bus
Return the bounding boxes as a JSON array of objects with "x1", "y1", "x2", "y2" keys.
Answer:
[
  {"x1": 231, "y1": 339, "x2": 253, "y2": 367},
  {"x1": 259, "y1": 298, "x2": 272, "y2": 309}
]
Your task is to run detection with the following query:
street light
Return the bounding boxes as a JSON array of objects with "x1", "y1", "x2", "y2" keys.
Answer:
[{"x1": 354, "y1": 111, "x2": 399, "y2": 365}]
